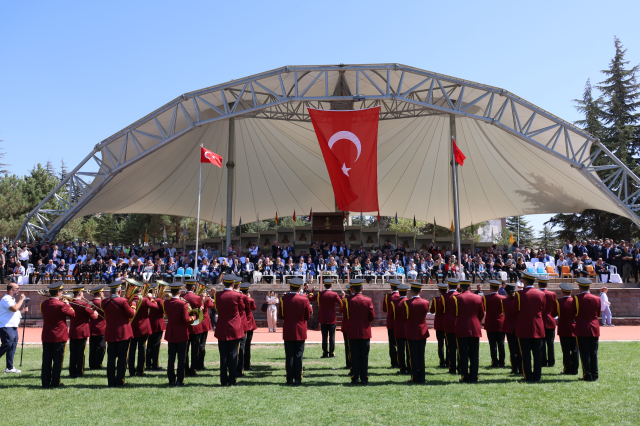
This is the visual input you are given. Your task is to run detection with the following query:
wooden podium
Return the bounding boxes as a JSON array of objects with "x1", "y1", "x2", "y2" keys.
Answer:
[{"x1": 312, "y1": 212, "x2": 345, "y2": 244}]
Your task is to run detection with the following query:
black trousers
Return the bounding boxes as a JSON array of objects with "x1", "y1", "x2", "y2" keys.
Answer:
[
  {"x1": 457, "y1": 336, "x2": 480, "y2": 382},
  {"x1": 506, "y1": 332, "x2": 521, "y2": 374},
  {"x1": 89, "y1": 335, "x2": 106, "y2": 369},
  {"x1": 167, "y1": 341, "x2": 188, "y2": 385},
  {"x1": 68, "y1": 338, "x2": 87, "y2": 377},
  {"x1": 145, "y1": 331, "x2": 163, "y2": 369},
  {"x1": 343, "y1": 333, "x2": 351, "y2": 368},
  {"x1": 541, "y1": 328, "x2": 556, "y2": 367},
  {"x1": 486, "y1": 331, "x2": 506, "y2": 366},
  {"x1": 577, "y1": 336, "x2": 599, "y2": 381},
  {"x1": 445, "y1": 333, "x2": 458, "y2": 374},
  {"x1": 42, "y1": 342, "x2": 66, "y2": 388},
  {"x1": 106, "y1": 339, "x2": 130, "y2": 387},
  {"x1": 236, "y1": 333, "x2": 247, "y2": 375},
  {"x1": 436, "y1": 330, "x2": 447, "y2": 366},
  {"x1": 128, "y1": 335, "x2": 147, "y2": 376},
  {"x1": 284, "y1": 340, "x2": 305, "y2": 383},
  {"x1": 244, "y1": 330, "x2": 253, "y2": 369},
  {"x1": 407, "y1": 339, "x2": 426, "y2": 383},
  {"x1": 218, "y1": 338, "x2": 240, "y2": 386},
  {"x1": 559, "y1": 336, "x2": 579, "y2": 374},
  {"x1": 349, "y1": 338, "x2": 370, "y2": 383},
  {"x1": 387, "y1": 328, "x2": 398, "y2": 367},
  {"x1": 197, "y1": 331, "x2": 208, "y2": 370},
  {"x1": 396, "y1": 337, "x2": 408, "y2": 372},
  {"x1": 320, "y1": 323, "x2": 336, "y2": 356},
  {"x1": 185, "y1": 332, "x2": 203, "y2": 375},
  {"x1": 518, "y1": 337, "x2": 543, "y2": 382}
]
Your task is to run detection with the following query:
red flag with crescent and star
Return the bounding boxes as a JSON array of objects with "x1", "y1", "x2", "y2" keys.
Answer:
[
  {"x1": 201, "y1": 146, "x2": 223, "y2": 168},
  {"x1": 309, "y1": 107, "x2": 380, "y2": 212}
]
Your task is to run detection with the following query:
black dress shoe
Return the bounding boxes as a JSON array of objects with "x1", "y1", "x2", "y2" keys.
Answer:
[
  {"x1": 285, "y1": 381, "x2": 293, "y2": 386},
  {"x1": 69, "y1": 375, "x2": 77, "y2": 379},
  {"x1": 294, "y1": 380, "x2": 302, "y2": 386},
  {"x1": 168, "y1": 381, "x2": 176, "y2": 386},
  {"x1": 153, "y1": 367, "x2": 165, "y2": 371},
  {"x1": 176, "y1": 382, "x2": 185, "y2": 386},
  {"x1": 321, "y1": 354, "x2": 329, "y2": 358},
  {"x1": 360, "y1": 380, "x2": 369, "y2": 386},
  {"x1": 329, "y1": 354, "x2": 336, "y2": 358},
  {"x1": 391, "y1": 364, "x2": 399, "y2": 368},
  {"x1": 351, "y1": 379, "x2": 360, "y2": 385},
  {"x1": 245, "y1": 367, "x2": 254, "y2": 371}
]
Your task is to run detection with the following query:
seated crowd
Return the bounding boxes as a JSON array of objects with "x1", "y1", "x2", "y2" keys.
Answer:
[{"x1": 2, "y1": 236, "x2": 638, "y2": 285}]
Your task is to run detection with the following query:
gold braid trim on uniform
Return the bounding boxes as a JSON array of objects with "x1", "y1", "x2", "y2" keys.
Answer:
[
  {"x1": 500, "y1": 298, "x2": 504, "y2": 313},
  {"x1": 317, "y1": 291, "x2": 320, "y2": 306},
  {"x1": 482, "y1": 295, "x2": 487, "y2": 311},
  {"x1": 280, "y1": 296, "x2": 284, "y2": 318},
  {"x1": 344, "y1": 298, "x2": 350, "y2": 320},
  {"x1": 515, "y1": 291, "x2": 521, "y2": 311},
  {"x1": 574, "y1": 295, "x2": 579, "y2": 316},
  {"x1": 556, "y1": 300, "x2": 561, "y2": 318},
  {"x1": 403, "y1": 300, "x2": 409, "y2": 320},
  {"x1": 391, "y1": 300, "x2": 396, "y2": 319},
  {"x1": 453, "y1": 295, "x2": 458, "y2": 317},
  {"x1": 441, "y1": 295, "x2": 445, "y2": 313}
]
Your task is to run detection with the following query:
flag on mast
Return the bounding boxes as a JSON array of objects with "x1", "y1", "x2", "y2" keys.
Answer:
[
  {"x1": 163, "y1": 226, "x2": 167, "y2": 241},
  {"x1": 183, "y1": 222, "x2": 187, "y2": 239},
  {"x1": 200, "y1": 146, "x2": 223, "y2": 167},
  {"x1": 293, "y1": 210, "x2": 296, "y2": 223},
  {"x1": 256, "y1": 213, "x2": 259, "y2": 231},
  {"x1": 220, "y1": 218, "x2": 223, "y2": 232},
  {"x1": 275, "y1": 212, "x2": 278, "y2": 225},
  {"x1": 204, "y1": 222, "x2": 208, "y2": 235},
  {"x1": 144, "y1": 229, "x2": 148, "y2": 244},
  {"x1": 452, "y1": 137, "x2": 466, "y2": 166},
  {"x1": 413, "y1": 215, "x2": 416, "y2": 228},
  {"x1": 395, "y1": 212, "x2": 398, "y2": 225},
  {"x1": 450, "y1": 220, "x2": 454, "y2": 232}
]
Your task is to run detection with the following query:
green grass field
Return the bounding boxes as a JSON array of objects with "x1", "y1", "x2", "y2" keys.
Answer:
[{"x1": 1, "y1": 342, "x2": 638, "y2": 425}]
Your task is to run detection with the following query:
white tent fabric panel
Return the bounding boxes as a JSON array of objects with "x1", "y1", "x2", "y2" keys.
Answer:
[{"x1": 74, "y1": 113, "x2": 628, "y2": 228}]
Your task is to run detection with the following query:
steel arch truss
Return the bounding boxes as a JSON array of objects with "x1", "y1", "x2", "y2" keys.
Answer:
[{"x1": 15, "y1": 64, "x2": 640, "y2": 242}]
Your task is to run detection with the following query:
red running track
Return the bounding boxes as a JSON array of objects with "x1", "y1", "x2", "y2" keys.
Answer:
[{"x1": 19, "y1": 326, "x2": 639, "y2": 344}]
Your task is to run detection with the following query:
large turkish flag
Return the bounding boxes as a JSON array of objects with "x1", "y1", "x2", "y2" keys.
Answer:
[{"x1": 309, "y1": 107, "x2": 380, "y2": 212}]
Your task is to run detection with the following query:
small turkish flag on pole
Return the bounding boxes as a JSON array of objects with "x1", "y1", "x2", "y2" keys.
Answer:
[
  {"x1": 201, "y1": 147, "x2": 223, "y2": 168},
  {"x1": 293, "y1": 210, "x2": 296, "y2": 222},
  {"x1": 452, "y1": 138, "x2": 466, "y2": 166},
  {"x1": 309, "y1": 107, "x2": 380, "y2": 212}
]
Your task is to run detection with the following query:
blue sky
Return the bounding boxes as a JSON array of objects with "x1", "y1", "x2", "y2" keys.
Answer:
[{"x1": 2, "y1": 0, "x2": 639, "y2": 233}]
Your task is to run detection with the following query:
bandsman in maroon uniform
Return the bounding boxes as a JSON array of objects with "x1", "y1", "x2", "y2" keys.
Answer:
[
  {"x1": 512, "y1": 271, "x2": 546, "y2": 382},
  {"x1": 40, "y1": 282, "x2": 75, "y2": 388},
  {"x1": 68, "y1": 284, "x2": 98, "y2": 378},
  {"x1": 574, "y1": 277, "x2": 601, "y2": 381},
  {"x1": 443, "y1": 278, "x2": 460, "y2": 375},
  {"x1": 308, "y1": 278, "x2": 342, "y2": 358},
  {"x1": 240, "y1": 282, "x2": 257, "y2": 371},
  {"x1": 183, "y1": 280, "x2": 206, "y2": 377},
  {"x1": 214, "y1": 274, "x2": 245, "y2": 386},
  {"x1": 129, "y1": 284, "x2": 159, "y2": 377},
  {"x1": 278, "y1": 278, "x2": 312, "y2": 385},
  {"x1": 146, "y1": 283, "x2": 167, "y2": 371},
  {"x1": 429, "y1": 282, "x2": 448, "y2": 368},
  {"x1": 405, "y1": 282, "x2": 429, "y2": 384},
  {"x1": 339, "y1": 283, "x2": 352, "y2": 371},
  {"x1": 556, "y1": 282, "x2": 579, "y2": 375},
  {"x1": 98, "y1": 281, "x2": 136, "y2": 387},
  {"x1": 382, "y1": 279, "x2": 401, "y2": 368},
  {"x1": 392, "y1": 282, "x2": 410, "y2": 375},
  {"x1": 502, "y1": 283, "x2": 521, "y2": 376},
  {"x1": 343, "y1": 279, "x2": 374, "y2": 385},
  {"x1": 197, "y1": 286, "x2": 215, "y2": 370},
  {"x1": 233, "y1": 277, "x2": 249, "y2": 377},
  {"x1": 454, "y1": 280, "x2": 484, "y2": 383},
  {"x1": 164, "y1": 282, "x2": 196, "y2": 386},
  {"x1": 537, "y1": 276, "x2": 558, "y2": 367},
  {"x1": 483, "y1": 280, "x2": 506, "y2": 368},
  {"x1": 88, "y1": 285, "x2": 107, "y2": 370}
]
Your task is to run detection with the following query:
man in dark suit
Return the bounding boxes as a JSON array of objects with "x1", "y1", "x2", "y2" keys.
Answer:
[
  {"x1": 277, "y1": 278, "x2": 312, "y2": 385},
  {"x1": 454, "y1": 280, "x2": 484, "y2": 383},
  {"x1": 214, "y1": 274, "x2": 246, "y2": 386},
  {"x1": 272, "y1": 241, "x2": 282, "y2": 259},
  {"x1": 574, "y1": 277, "x2": 601, "y2": 381},
  {"x1": 512, "y1": 271, "x2": 546, "y2": 382},
  {"x1": 344, "y1": 278, "x2": 374, "y2": 385},
  {"x1": 49, "y1": 245, "x2": 62, "y2": 266}
]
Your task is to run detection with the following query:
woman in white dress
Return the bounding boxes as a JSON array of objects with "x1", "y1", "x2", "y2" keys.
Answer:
[{"x1": 266, "y1": 291, "x2": 278, "y2": 332}]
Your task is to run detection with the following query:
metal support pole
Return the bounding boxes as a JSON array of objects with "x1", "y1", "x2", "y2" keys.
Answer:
[
  {"x1": 450, "y1": 114, "x2": 462, "y2": 260},
  {"x1": 194, "y1": 144, "x2": 202, "y2": 279},
  {"x1": 226, "y1": 117, "x2": 235, "y2": 255}
]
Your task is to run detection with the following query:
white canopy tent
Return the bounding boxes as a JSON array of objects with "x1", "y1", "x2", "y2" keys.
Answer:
[{"x1": 17, "y1": 64, "x2": 640, "y2": 242}]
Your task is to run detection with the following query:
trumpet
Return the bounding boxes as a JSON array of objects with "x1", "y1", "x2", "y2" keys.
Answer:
[
  {"x1": 180, "y1": 297, "x2": 203, "y2": 326},
  {"x1": 37, "y1": 289, "x2": 105, "y2": 319}
]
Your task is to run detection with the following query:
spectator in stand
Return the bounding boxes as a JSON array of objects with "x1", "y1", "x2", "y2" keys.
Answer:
[
  {"x1": 621, "y1": 247, "x2": 633, "y2": 283},
  {"x1": 594, "y1": 258, "x2": 610, "y2": 284},
  {"x1": 562, "y1": 240, "x2": 573, "y2": 257},
  {"x1": 600, "y1": 287, "x2": 613, "y2": 327}
]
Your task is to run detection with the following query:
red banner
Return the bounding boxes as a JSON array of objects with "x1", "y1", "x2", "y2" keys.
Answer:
[
  {"x1": 309, "y1": 107, "x2": 380, "y2": 212},
  {"x1": 452, "y1": 138, "x2": 466, "y2": 166},
  {"x1": 201, "y1": 147, "x2": 223, "y2": 167}
]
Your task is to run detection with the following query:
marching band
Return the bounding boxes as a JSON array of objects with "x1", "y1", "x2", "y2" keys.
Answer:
[{"x1": 33, "y1": 272, "x2": 601, "y2": 388}]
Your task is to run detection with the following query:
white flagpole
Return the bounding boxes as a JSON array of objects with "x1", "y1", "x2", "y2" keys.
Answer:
[{"x1": 195, "y1": 144, "x2": 203, "y2": 280}]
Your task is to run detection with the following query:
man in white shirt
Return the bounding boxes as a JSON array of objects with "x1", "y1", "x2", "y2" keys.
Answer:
[{"x1": 0, "y1": 283, "x2": 28, "y2": 373}]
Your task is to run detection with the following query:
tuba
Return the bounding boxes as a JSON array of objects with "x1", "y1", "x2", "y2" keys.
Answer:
[
  {"x1": 195, "y1": 281, "x2": 208, "y2": 297},
  {"x1": 180, "y1": 297, "x2": 204, "y2": 326},
  {"x1": 155, "y1": 280, "x2": 170, "y2": 299},
  {"x1": 124, "y1": 278, "x2": 142, "y2": 305},
  {"x1": 130, "y1": 282, "x2": 151, "y2": 323}
]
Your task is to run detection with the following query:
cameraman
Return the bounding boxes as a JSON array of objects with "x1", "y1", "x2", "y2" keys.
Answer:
[{"x1": 0, "y1": 283, "x2": 28, "y2": 373}]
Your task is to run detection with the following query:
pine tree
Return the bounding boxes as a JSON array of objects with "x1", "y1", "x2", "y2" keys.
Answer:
[
  {"x1": 505, "y1": 216, "x2": 535, "y2": 247},
  {"x1": 0, "y1": 140, "x2": 8, "y2": 176},
  {"x1": 538, "y1": 225, "x2": 558, "y2": 252}
]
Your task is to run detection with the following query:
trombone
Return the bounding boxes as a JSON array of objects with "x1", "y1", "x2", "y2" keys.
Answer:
[{"x1": 37, "y1": 289, "x2": 105, "y2": 319}]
